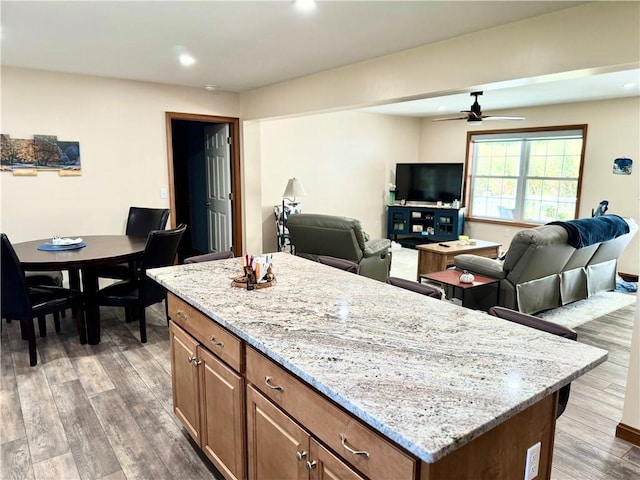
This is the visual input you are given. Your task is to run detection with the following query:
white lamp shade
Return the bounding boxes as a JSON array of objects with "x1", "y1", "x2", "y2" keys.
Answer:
[{"x1": 282, "y1": 177, "x2": 308, "y2": 199}]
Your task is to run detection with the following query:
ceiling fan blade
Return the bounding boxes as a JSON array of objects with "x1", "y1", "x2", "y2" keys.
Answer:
[
  {"x1": 483, "y1": 115, "x2": 526, "y2": 121},
  {"x1": 432, "y1": 116, "x2": 469, "y2": 122}
]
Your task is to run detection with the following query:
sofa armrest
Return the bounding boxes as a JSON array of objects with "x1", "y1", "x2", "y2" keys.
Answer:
[
  {"x1": 363, "y1": 238, "x2": 391, "y2": 258},
  {"x1": 453, "y1": 254, "x2": 506, "y2": 279}
]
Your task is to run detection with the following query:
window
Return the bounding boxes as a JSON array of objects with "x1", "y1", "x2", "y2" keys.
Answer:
[{"x1": 466, "y1": 126, "x2": 586, "y2": 224}]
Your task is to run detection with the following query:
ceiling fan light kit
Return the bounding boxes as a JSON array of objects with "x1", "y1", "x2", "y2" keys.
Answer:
[{"x1": 433, "y1": 91, "x2": 525, "y2": 123}]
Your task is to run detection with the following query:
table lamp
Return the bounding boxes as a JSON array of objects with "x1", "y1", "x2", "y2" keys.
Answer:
[{"x1": 280, "y1": 177, "x2": 307, "y2": 249}]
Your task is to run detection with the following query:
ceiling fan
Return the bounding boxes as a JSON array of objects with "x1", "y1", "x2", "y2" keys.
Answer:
[{"x1": 433, "y1": 91, "x2": 525, "y2": 123}]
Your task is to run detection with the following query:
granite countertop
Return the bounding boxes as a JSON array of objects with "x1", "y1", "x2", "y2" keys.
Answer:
[{"x1": 148, "y1": 253, "x2": 607, "y2": 464}]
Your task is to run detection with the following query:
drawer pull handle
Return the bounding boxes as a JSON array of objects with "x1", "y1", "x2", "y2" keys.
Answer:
[
  {"x1": 340, "y1": 434, "x2": 370, "y2": 459},
  {"x1": 296, "y1": 451, "x2": 307, "y2": 461},
  {"x1": 187, "y1": 355, "x2": 202, "y2": 366},
  {"x1": 176, "y1": 310, "x2": 188, "y2": 321},
  {"x1": 264, "y1": 376, "x2": 284, "y2": 391},
  {"x1": 209, "y1": 336, "x2": 225, "y2": 348},
  {"x1": 305, "y1": 460, "x2": 317, "y2": 471}
]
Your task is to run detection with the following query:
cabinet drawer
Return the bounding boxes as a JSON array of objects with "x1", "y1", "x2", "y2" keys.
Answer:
[
  {"x1": 246, "y1": 347, "x2": 416, "y2": 480},
  {"x1": 168, "y1": 294, "x2": 242, "y2": 372}
]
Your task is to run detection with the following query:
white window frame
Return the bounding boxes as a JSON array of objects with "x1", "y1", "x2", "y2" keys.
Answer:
[{"x1": 465, "y1": 125, "x2": 587, "y2": 225}]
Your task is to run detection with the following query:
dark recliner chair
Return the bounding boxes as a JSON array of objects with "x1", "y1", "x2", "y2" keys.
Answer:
[
  {"x1": 488, "y1": 305, "x2": 577, "y2": 418},
  {"x1": 286, "y1": 213, "x2": 391, "y2": 282}
]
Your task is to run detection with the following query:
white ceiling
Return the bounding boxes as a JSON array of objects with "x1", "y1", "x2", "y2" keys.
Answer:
[{"x1": 2, "y1": 1, "x2": 638, "y2": 116}]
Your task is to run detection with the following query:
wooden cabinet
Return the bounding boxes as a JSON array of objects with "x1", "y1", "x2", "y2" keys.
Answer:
[
  {"x1": 169, "y1": 322, "x2": 201, "y2": 443},
  {"x1": 246, "y1": 347, "x2": 415, "y2": 480},
  {"x1": 310, "y1": 439, "x2": 366, "y2": 480},
  {"x1": 387, "y1": 206, "x2": 464, "y2": 246},
  {"x1": 168, "y1": 294, "x2": 246, "y2": 480},
  {"x1": 246, "y1": 385, "x2": 365, "y2": 480}
]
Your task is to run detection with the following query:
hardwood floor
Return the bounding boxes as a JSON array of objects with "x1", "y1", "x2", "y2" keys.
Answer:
[
  {"x1": 1, "y1": 299, "x2": 638, "y2": 479},
  {"x1": 552, "y1": 302, "x2": 640, "y2": 480}
]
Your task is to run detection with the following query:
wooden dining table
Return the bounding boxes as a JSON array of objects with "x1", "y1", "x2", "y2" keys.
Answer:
[{"x1": 13, "y1": 235, "x2": 147, "y2": 344}]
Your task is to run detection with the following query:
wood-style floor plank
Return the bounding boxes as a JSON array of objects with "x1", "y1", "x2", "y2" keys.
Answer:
[
  {"x1": 1, "y1": 437, "x2": 35, "y2": 480},
  {"x1": 32, "y1": 451, "x2": 81, "y2": 480},
  {"x1": 15, "y1": 368, "x2": 70, "y2": 464},
  {"x1": 50, "y1": 379, "x2": 121, "y2": 480},
  {"x1": 88, "y1": 388, "x2": 174, "y2": 480}
]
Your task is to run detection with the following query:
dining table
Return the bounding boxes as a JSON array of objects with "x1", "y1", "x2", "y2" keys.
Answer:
[{"x1": 13, "y1": 235, "x2": 147, "y2": 344}]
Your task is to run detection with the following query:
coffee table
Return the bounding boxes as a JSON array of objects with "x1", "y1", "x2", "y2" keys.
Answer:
[
  {"x1": 420, "y1": 269, "x2": 500, "y2": 310},
  {"x1": 416, "y1": 239, "x2": 501, "y2": 280}
]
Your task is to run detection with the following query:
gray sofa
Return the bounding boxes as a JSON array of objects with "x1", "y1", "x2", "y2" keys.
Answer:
[
  {"x1": 453, "y1": 215, "x2": 637, "y2": 314},
  {"x1": 286, "y1": 213, "x2": 391, "y2": 282}
]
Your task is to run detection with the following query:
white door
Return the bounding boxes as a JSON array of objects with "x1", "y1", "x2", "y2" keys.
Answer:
[{"x1": 204, "y1": 124, "x2": 233, "y2": 252}]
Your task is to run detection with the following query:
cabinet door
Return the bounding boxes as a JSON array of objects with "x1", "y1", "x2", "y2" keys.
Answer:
[
  {"x1": 246, "y1": 385, "x2": 308, "y2": 480},
  {"x1": 169, "y1": 321, "x2": 201, "y2": 444},
  {"x1": 199, "y1": 346, "x2": 245, "y2": 480},
  {"x1": 309, "y1": 439, "x2": 366, "y2": 480}
]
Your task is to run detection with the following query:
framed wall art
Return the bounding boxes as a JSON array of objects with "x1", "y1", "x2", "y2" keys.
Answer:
[{"x1": 1, "y1": 134, "x2": 81, "y2": 176}]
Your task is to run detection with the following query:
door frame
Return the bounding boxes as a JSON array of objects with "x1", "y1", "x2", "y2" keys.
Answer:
[{"x1": 165, "y1": 112, "x2": 243, "y2": 255}]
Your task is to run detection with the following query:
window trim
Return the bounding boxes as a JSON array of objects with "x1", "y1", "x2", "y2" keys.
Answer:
[{"x1": 463, "y1": 124, "x2": 588, "y2": 225}]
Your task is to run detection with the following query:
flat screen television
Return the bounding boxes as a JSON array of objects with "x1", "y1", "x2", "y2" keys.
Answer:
[{"x1": 395, "y1": 163, "x2": 463, "y2": 203}]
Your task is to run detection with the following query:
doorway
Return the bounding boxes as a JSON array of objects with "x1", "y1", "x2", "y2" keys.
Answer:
[{"x1": 165, "y1": 112, "x2": 243, "y2": 261}]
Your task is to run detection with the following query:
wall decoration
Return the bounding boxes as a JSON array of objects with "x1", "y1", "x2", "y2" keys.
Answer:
[
  {"x1": 613, "y1": 157, "x2": 632, "y2": 175},
  {"x1": 1, "y1": 133, "x2": 81, "y2": 175}
]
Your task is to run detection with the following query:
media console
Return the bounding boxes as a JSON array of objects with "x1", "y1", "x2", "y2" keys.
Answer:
[{"x1": 387, "y1": 205, "x2": 464, "y2": 246}]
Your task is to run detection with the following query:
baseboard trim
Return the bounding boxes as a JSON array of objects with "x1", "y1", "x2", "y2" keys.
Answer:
[{"x1": 616, "y1": 422, "x2": 640, "y2": 447}]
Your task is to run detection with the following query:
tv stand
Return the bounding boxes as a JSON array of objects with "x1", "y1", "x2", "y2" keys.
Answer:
[{"x1": 387, "y1": 205, "x2": 464, "y2": 246}]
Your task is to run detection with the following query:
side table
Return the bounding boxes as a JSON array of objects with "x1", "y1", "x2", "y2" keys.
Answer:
[
  {"x1": 416, "y1": 239, "x2": 501, "y2": 280},
  {"x1": 420, "y1": 269, "x2": 500, "y2": 311}
]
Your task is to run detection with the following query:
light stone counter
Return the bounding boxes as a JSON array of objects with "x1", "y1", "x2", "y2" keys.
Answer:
[{"x1": 148, "y1": 253, "x2": 607, "y2": 464}]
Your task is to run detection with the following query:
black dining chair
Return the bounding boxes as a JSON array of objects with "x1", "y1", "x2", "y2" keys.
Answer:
[
  {"x1": 9, "y1": 271, "x2": 67, "y2": 337},
  {"x1": 387, "y1": 276, "x2": 443, "y2": 299},
  {"x1": 183, "y1": 251, "x2": 234, "y2": 263},
  {"x1": 488, "y1": 305, "x2": 577, "y2": 418},
  {"x1": 96, "y1": 206, "x2": 170, "y2": 280},
  {"x1": 95, "y1": 224, "x2": 186, "y2": 343},
  {"x1": 1, "y1": 233, "x2": 86, "y2": 367}
]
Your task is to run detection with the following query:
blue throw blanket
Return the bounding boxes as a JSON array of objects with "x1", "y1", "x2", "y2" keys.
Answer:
[{"x1": 548, "y1": 215, "x2": 629, "y2": 248}]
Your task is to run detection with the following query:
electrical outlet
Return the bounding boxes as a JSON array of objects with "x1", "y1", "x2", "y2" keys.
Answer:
[{"x1": 524, "y1": 441, "x2": 541, "y2": 480}]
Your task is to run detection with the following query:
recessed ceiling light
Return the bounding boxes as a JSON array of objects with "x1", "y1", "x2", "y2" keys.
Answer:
[
  {"x1": 438, "y1": 106, "x2": 447, "y2": 111},
  {"x1": 205, "y1": 84, "x2": 217, "y2": 91},
  {"x1": 294, "y1": 0, "x2": 316, "y2": 12},
  {"x1": 179, "y1": 53, "x2": 196, "y2": 67},
  {"x1": 622, "y1": 82, "x2": 636, "y2": 89}
]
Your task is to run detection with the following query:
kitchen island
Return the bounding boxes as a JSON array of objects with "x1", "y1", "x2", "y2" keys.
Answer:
[{"x1": 148, "y1": 253, "x2": 607, "y2": 479}]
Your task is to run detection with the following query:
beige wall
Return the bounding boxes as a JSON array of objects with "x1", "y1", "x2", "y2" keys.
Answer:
[
  {"x1": 418, "y1": 97, "x2": 640, "y2": 275},
  {"x1": 0, "y1": 67, "x2": 239, "y2": 243},
  {"x1": 253, "y1": 111, "x2": 420, "y2": 253}
]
